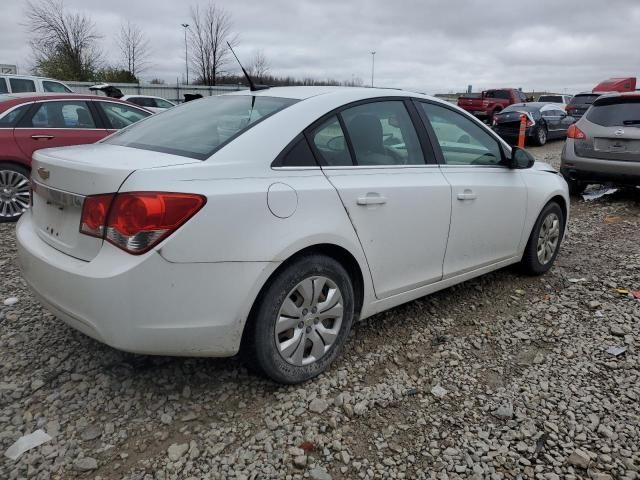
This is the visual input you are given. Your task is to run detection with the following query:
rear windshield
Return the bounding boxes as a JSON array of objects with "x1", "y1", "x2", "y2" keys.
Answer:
[
  {"x1": 104, "y1": 95, "x2": 298, "y2": 159},
  {"x1": 586, "y1": 97, "x2": 640, "y2": 127},
  {"x1": 569, "y1": 94, "x2": 599, "y2": 106},
  {"x1": 538, "y1": 95, "x2": 562, "y2": 102}
]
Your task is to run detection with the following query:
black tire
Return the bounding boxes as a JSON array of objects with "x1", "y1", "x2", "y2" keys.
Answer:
[
  {"x1": 0, "y1": 163, "x2": 31, "y2": 223},
  {"x1": 246, "y1": 254, "x2": 354, "y2": 384},
  {"x1": 533, "y1": 125, "x2": 547, "y2": 146},
  {"x1": 521, "y1": 201, "x2": 565, "y2": 275},
  {"x1": 566, "y1": 177, "x2": 586, "y2": 196}
]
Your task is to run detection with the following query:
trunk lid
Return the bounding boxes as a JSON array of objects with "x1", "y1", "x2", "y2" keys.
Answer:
[{"x1": 30, "y1": 144, "x2": 199, "y2": 261}]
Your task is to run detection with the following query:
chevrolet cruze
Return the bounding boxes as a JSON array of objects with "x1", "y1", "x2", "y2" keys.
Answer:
[{"x1": 16, "y1": 87, "x2": 569, "y2": 384}]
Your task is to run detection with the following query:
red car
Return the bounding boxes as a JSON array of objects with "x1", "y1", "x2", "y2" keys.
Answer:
[
  {"x1": 0, "y1": 93, "x2": 151, "y2": 222},
  {"x1": 457, "y1": 88, "x2": 530, "y2": 121}
]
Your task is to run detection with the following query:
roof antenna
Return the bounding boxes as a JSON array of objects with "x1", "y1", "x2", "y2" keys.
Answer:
[{"x1": 227, "y1": 41, "x2": 269, "y2": 91}]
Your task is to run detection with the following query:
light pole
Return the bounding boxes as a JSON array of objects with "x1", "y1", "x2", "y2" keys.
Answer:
[
  {"x1": 370, "y1": 51, "x2": 376, "y2": 88},
  {"x1": 181, "y1": 23, "x2": 189, "y2": 85}
]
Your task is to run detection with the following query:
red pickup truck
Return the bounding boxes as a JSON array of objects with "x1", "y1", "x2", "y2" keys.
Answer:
[{"x1": 457, "y1": 88, "x2": 529, "y2": 121}]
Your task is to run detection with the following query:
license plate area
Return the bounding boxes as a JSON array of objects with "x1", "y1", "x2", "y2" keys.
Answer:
[
  {"x1": 32, "y1": 182, "x2": 83, "y2": 244},
  {"x1": 594, "y1": 138, "x2": 640, "y2": 154}
]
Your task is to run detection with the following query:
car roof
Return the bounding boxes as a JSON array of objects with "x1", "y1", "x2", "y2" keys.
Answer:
[
  {"x1": 226, "y1": 85, "x2": 428, "y2": 101},
  {"x1": 0, "y1": 92, "x2": 153, "y2": 113},
  {"x1": 0, "y1": 74, "x2": 64, "y2": 81}
]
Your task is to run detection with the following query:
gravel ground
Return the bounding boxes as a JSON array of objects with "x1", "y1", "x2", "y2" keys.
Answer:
[{"x1": 1, "y1": 139, "x2": 639, "y2": 480}]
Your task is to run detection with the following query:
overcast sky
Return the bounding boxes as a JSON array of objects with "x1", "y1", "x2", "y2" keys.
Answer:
[{"x1": 2, "y1": 0, "x2": 639, "y2": 94}]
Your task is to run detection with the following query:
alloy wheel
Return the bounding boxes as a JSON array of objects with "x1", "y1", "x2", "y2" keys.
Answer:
[
  {"x1": 0, "y1": 169, "x2": 30, "y2": 220},
  {"x1": 536, "y1": 212, "x2": 560, "y2": 264},
  {"x1": 274, "y1": 276, "x2": 344, "y2": 366},
  {"x1": 538, "y1": 127, "x2": 547, "y2": 145}
]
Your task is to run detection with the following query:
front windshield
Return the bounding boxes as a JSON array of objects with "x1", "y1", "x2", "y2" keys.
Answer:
[{"x1": 104, "y1": 95, "x2": 298, "y2": 159}]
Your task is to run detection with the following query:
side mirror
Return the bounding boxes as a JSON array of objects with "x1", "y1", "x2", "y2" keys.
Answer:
[{"x1": 508, "y1": 146, "x2": 535, "y2": 169}]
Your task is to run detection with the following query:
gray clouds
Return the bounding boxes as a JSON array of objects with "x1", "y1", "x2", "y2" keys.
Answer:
[{"x1": 2, "y1": 0, "x2": 639, "y2": 93}]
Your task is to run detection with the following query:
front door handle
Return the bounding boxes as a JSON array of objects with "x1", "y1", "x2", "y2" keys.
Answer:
[
  {"x1": 457, "y1": 189, "x2": 477, "y2": 201},
  {"x1": 357, "y1": 193, "x2": 387, "y2": 206},
  {"x1": 31, "y1": 135, "x2": 55, "y2": 140}
]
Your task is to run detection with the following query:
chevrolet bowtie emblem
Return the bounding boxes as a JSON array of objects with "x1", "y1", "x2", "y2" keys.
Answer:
[{"x1": 37, "y1": 167, "x2": 50, "y2": 180}]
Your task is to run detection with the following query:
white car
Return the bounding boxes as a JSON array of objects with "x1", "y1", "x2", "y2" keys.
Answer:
[
  {"x1": 0, "y1": 74, "x2": 73, "y2": 94},
  {"x1": 16, "y1": 87, "x2": 569, "y2": 384},
  {"x1": 537, "y1": 94, "x2": 573, "y2": 105},
  {"x1": 120, "y1": 95, "x2": 176, "y2": 114}
]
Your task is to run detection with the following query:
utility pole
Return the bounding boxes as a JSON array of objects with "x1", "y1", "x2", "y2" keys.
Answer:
[
  {"x1": 181, "y1": 23, "x2": 190, "y2": 85},
  {"x1": 370, "y1": 51, "x2": 376, "y2": 88}
]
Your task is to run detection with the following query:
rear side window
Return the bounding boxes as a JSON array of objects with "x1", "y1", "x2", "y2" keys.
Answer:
[
  {"x1": 587, "y1": 97, "x2": 640, "y2": 127},
  {"x1": 43, "y1": 81, "x2": 72, "y2": 93},
  {"x1": 104, "y1": 95, "x2": 297, "y2": 159},
  {"x1": 29, "y1": 101, "x2": 96, "y2": 128},
  {"x1": 9, "y1": 78, "x2": 36, "y2": 93},
  {"x1": 0, "y1": 104, "x2": 30, "y2": 127},
  {"x1": 310, "y1": 116, "x2": 352, "y2": 166},
  {"x1": 0, "y1": 78, "x2": 7, "y2": 94},
  {"x1": 276, "y1": 136, "x2": 318, "y2": 167}
]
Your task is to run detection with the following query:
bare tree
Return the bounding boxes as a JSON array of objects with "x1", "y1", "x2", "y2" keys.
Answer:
[
  {"x1": 188, "y1": 3, "x2": 237, "y2": 86},
  {"x1": 117, "y1": 21, "x2": 150, "y2": 79},
  {"x1": 25, "y1": 0, "x2": 102, "y2": 81},
  {"x1": 248, "y1": 49, "x2": 270, "y2": 82}
]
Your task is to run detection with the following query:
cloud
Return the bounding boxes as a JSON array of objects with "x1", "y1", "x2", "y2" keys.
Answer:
[{"x1": 2, "y1": 0, "x2": 639, "y2": 94}]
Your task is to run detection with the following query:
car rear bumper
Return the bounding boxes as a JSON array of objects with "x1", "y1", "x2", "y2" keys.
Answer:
[
  {"x1": 16, "y1": 211, "x2": 276, "y2": 357},
  {"x1": 561, "y1": 141, "x2": 640, "y2": 184}
]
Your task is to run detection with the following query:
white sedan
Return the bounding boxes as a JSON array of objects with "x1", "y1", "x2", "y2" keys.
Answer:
[
  {"x1": 120, "y1": 95, "x2": 176, "y2": 114},
  {"x1": 16, "y1": 87, "x2": 569, "y2": 384}
]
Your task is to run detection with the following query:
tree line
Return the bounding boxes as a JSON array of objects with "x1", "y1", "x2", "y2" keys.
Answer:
[{"x1": 24, "y1": 0, "x2": 364, "y2": 87}]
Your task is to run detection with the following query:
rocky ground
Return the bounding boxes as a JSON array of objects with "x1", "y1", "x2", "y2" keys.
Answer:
[{"x1": 1, "y1": 139, "x2": 639, "y2": 480}]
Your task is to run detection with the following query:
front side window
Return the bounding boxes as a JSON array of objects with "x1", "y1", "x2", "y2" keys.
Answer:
[
  {"x1": 97, "y1": 102, "x2": 151, "y2": 129},
  {"x1": 127, "y1": 97, "x2": 154, "y2": 108},
  {"x1": 341, "y1": 101, "x2": 425, "y2": 166},
  {"x1": 43, "y1": 81, "x2": 72, "y2": 93},
  {"x1": 0, "y1": 104, "x2": 30, "y2": 127},
  {"x1": 420, "y1": 102, "x2": 502, "y2": 166},
  {"x1": 104, "y1": 95, "x2": 297, "y2": 159},
  {"x1": 28, "y1": 101, "x2": 96, "y2": 128},
  {"x1": 0, "y1": 78, "x2": 7, "y2": 94},
  {"x1": 310, "y1": 116, "x2": 352, "y2": 166},
  {"x1": 9, "y1": 78, "x2": 36, "y2": 93}
]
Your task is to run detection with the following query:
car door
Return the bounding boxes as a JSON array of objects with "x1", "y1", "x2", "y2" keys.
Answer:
[
  {"x1": 307, "y1": 99, "x2": 452, "y2": 299},
  {"x1": 417, "y1": 101, "x2": 527, "y2": 278},
  {"x1": 13, "y1": 100, "x2": 108, "y2": 159},
  {"x1": 95, "y1": 101, "x2": 151, "y2": 133},
  {"x1": 540, "y1": 105, "x2": 564, "y2": 138}
]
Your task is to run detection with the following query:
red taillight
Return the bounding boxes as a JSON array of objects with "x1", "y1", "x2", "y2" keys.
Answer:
[
  {"x1": 80, "y1": 192, "x2": 206, "y2": 254},
  {"x1": 567, "y1": 124, "x2": 586, "y2": 140},
  {"x1": 80, "y1": 194, "x2": 115, "y2": 238}
]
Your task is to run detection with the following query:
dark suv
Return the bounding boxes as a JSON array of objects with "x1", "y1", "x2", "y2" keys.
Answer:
[{"x1": 565, "y1": 93, "x2": 601, "y2": 120}]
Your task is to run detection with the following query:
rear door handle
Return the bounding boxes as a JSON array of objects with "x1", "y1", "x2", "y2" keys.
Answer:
[
  {"x1": 31, "y1": 135, "x2": 55, "y2": 140},
  {"x1": 357, "y1": 193, "x2": 387, "y2": 205},
  {"x1": 457, "y1": 190, "x2": 477, "y2": 201}
]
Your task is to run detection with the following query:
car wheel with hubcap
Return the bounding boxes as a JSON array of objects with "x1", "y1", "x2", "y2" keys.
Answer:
[
  {"x1": 0, "y1": 164, "x2": 31, "y2": 223},
  {"x1": 521, "y1": 201, "x2": 564, "y2": 275},
  {"x1": 533, "y1": 125, "x2": 547, "y2": 146},
  {"x1": 246, "y1": 254, "x2": 354, "y2": 384}
]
